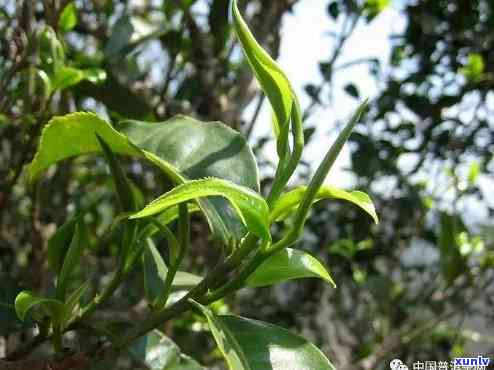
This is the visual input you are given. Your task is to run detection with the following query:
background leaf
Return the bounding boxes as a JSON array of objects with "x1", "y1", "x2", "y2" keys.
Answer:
[
  {"x1": 58, "y1": 2, "x2": 78, "y2": 32},
  {"x1": 128, "y1": 329, "x2": 205, "y2": 370}
]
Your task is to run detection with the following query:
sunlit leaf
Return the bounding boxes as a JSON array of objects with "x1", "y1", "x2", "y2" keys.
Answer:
[
  {"x1": 247, "y1": 248, "x2": 335, "y2": 288},
  {"x1": 131, "y1": 178, "x2": 270, "y2": 241},
  {"x1": 271, "y1": 185, "x2": 378, "y2": 224},
  {"x1": 14, "y1": 291, "x2": 63, "y2": 322},
  {"x1": 59, "y1": 2, "x2": 78, "y2": 32},
  {"x1": 28, "y1": 113, "x2": 259, "y2": 246},
  {"x1": 231, "y1": 0, "x2": 293, "y2": 139}
]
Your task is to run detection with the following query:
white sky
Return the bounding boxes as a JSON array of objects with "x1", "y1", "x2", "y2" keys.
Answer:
[{"x1": 248, "y1": 0, "x2": 406, "y2": 188}]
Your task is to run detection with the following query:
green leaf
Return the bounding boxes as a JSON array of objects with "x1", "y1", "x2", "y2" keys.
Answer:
[
  {"x1": 271, "y1": 185, "x2": 379, "y2": 224},
  {"x1": 288, "y1": 101, "x2": 368, "y2": 235},
  {"x1": 231, "y1": 0, "x2": 293, "y2": 138},
  {"x1": 28, "y1": 113, "x2": 259, "y2": 246},
  {"x1": 467, "y1": 161, "x2": 480, "y2": 185},
  {"x1": 51, "y1": 66, "x2": 84, "y2": 91},
  {"x1": 14, "y1": 291, "x2": 63, "y2": 322},
  {"x1": 344, "y1": 83, "x2": 360, "y2": 99},
  {"x1": 128, "y1": 329, "x2": 205, "y2": 370},
  {"x1": 192, "y1": 301, "x2": 335, "y2": 370},
  {"x1": 47, "y1": 217, "x2": 78, "y2": 274},
  {"x1": 143, "y1": 239, "x2": 170, "y2": 306},
  {"x1": 56, "y1": 221, "x2": 88, "y2": 300},
  {"x1": 246, "y1": 248, "x2": 336, "y2": 288},
  {"x1": 139, "y1": 203, "x2": 201, "y2": 240},
  {"x1": 131, "y1": 178, "x2": 270, "y2": 241},
  {"x1": 460, "y1": 53, "x2": 485, "y2": 81},
  {"x1": 105, "y1": 15, "x2": 165, "y2": 59},
  {"x1": 51, "y1": 66, "x2": 106, "y2": 92},
  {"x1": 58, "y1": 2, "x2": 78, "y2": 32},
  {"x1": 0, "y1": 274, "x2": 33, "y2": 335},
  {"x1": 143, "y1": 239, "x2": 202, "y2": 306}
]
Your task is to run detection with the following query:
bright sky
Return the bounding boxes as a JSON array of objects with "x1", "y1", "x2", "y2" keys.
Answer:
[{"x1": 248, "y1": 0, "x2": 406, "y2": 188}]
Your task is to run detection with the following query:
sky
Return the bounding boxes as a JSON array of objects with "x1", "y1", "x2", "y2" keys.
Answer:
[{"x1": 247, "y1": 0, "x2": 406, "y2": 187}]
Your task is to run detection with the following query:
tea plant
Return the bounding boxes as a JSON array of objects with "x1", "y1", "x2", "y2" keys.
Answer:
[{"x1": 3, "y1": 1, "x2": 377, "y2": 369}]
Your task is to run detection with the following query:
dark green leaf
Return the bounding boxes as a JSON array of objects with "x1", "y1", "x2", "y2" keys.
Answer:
[
  {"x1": 327, "y1": 2, "x2": 340, "y2": 19},
  {"x1": 56, "y1": 221, "x2": 88, "y2": 300},
  {"x1": 344, "y1": 83, "x2": 360, "y2": 99},
  {"x1": 193, "y1": 302, "x2": 335, "y2": 370},
  {"x1": 143, "y1": 239, "x2": 202, "y2": 306},
  {"x1": 47, "y1": 217, "x2": 78, "y2": 274},
  {"x1": 128, "y1": 329, "x2": 205, "y2": 370},
  {"x1": 29, "y1": 113, "x2": 259, "y2": 245},
  {"x1": 97, "y1": 134, "x2": 138, "y2": 211},
  {"x1": 246, "y1": 248, "x2": 336, "y2": 288}
]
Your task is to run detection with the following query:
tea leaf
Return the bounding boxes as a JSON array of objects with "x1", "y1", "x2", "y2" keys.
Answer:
[
  {"x1": 131, "y1": 178, "x2": 270, "y2": 241},
  {"x1": 246, "y1": 248, "x2": 336, "y2": 288}
]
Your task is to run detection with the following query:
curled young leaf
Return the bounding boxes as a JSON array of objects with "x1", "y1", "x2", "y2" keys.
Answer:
[
  {"x1": 231, "y1": 0, "x2": 293, "y2": 142},
  {"x1": 14, "y1": 291, "x2": 63, "y2": 322},
  {"x1": 271, "y1": 185, "x2": 378, "y2": 224}
]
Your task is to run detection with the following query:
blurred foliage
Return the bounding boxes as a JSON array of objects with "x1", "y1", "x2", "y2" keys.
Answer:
[{"x1": 0, "y1": 0, "x2": 493, "y2": 369}]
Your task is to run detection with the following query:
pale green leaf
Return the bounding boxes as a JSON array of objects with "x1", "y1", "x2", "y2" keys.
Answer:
[
  {"x1": 14, "y1": 291, "x2": 63, "y2": 322},
  {"x1": 246, "y1": 248, "x2": 336, "y2": 288},
  {"x1": 271, "y1": 185, "x2": 378, "y2": 224},
  {"x1": 231, "y1": 0, "x2": 293, "y2": 137},
  {"x1": 131, "y1": 178, "x2": 270, "y2": 240},
  {"x1": 59, "y1": 2, "x2": 78, "y2": 32}
]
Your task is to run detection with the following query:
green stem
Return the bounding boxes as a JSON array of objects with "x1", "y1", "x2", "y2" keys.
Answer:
[
  {"x1": 267, "y1": 97, "x2": 304, "y2": 206},
  {"x1": 52, "y1": 326, "x2": 62, "y2": 354},
  {"x1": 157, "y1": 203, "x2": 190, "y2": 308},
  {"x1": 114, "y1": 233, "x2": 260, "y2": 348}
]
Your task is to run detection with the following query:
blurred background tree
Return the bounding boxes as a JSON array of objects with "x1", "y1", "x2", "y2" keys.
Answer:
[{"x1": 0, "y1": 0, "x2": 493, "y2": 369}]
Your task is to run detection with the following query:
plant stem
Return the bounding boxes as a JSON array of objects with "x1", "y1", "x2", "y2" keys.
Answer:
[
  {"x1": 114, "y1": 233, "x2": 260, "y2": 348},
  {"x1": 52, "y1": 326, "x2": 62, "y2": 354},
  {"x1": 157, "y1": 203, "x2": 190, "y2": 308}
]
